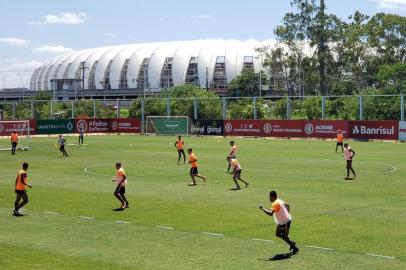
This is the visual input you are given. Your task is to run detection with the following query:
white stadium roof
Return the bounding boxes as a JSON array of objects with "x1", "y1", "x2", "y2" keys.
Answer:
[{"x1": 30, "y1": 39, "x2": 277, "y2": 92}]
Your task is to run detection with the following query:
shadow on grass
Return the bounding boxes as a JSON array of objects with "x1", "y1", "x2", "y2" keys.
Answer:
[
  {"x1": 112, "y1": 208, "x2": 125, "y2": 211},
  {"x1": 258, "y1": 252, "x2": 292, "y2": 261}
]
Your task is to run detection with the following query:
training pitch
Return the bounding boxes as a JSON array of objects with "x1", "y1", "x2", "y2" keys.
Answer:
[{"x1": 0, "y1": 135, "x2": 405, "y2": 270}]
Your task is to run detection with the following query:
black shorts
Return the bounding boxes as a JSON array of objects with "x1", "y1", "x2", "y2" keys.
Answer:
[
  {"x1": 15, "y1": 189, "x2": 26, "y2": 195},
  {"x1": 346, "y1": 160, "x2": 353, "y2": 167},
  {"x1": 115, "y1": 186, "x2": 126, "y2": 195},
  {"x1": 178, "y1": 149, "x2": 185, "y2": 154},
  {"x1": 12, "y1": 142, "x2": 17, "y2": 147},
  {"x1": 235, "y1": 169, "x2": 242, "y2": 175},
  {"x1": 337, "y1": 142, "x2": 343, "y2": 146},
  {"x1": 190, "y1": 167, "x2": 198, "y2": 175},
  {"x1": 60, "y1": 145, "x2": 65, "y2": 151},
  {"x1": 277, "y1": 220, "x2": 291, "y2": 231}
]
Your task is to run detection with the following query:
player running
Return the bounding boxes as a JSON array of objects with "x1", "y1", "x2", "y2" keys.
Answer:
[
  {"x1": 229, "y1": 158, "x2": 249, "y2": 190},
  {"x1": 343, "y1": 143, "x2": 356, "y2": 180},
  {"x1": 226, "y1": 141, "x2": 237, "y2": 172},
  {"x1": 335, "y1": 129, "x2": 344, "y2": 153},
  {"x1": 187, "y1": 148, "x2": 207, "y2": 186},
  {"x1": 112, "y1": 162, "x2": 130, "y2": 209},
  {"x1": 58, "y1": 134, "x2": 68, "y2": 157},
  {"x1": 174, "y1": 135, "x2": 186, "y2": 165},
  {"x1": 10, "y1": 130, "x2": 18, "y2": 155},
  {"x1": 13, "y1": 162, "x2": 32, "y2": 216},
  {"x1": 260, "y1": 191, "x2": 299, "y2": 255}
]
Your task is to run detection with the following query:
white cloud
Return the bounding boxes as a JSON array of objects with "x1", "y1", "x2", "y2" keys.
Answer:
[
  {"x1": 0, "y1": 37, "x2": 30, "y2": 46},
  {"x1": 0, "y1": 58, "x2": 41, "y2": 88},
  {"x1": 373, "y1": 0, "x2": 406, "y2": 10},
  {"x1": 191, "y1": 14, "x2": 212, "y2": 19},
  {"x1": 104, "y1": 32, "x2": 117, "y2": 37},
  {"x1": 33, "y1": 45, "x2": 73, "y2": 54},
  {"x1": 30, "y1": 12, "x2": 89, "y2": 25}
]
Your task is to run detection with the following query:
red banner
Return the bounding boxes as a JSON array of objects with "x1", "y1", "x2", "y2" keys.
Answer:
[
  {"x1": 261, "y1": 120, "x2": 304, "y2": 137},
  {"x1": 0, "y1": 120, "x2": 36, "y2": 136},
  {"x1": 110, "y1": 119, "x2": 141, "y2": 133},
  {"x1": 224, "y1": 120, "x2": 262, "y2": 136},
  {"x1": 75, "y1": 119, "x2": 110, "y2": 133},
  {"x1": 349, "y1": 120, "x2": 398, "y2": 140},
  {"x1": 304, "y1": 120, "x2": 349, "y2": 138}
]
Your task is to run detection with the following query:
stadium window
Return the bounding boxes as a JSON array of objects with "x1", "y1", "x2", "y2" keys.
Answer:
[
  {"x1": 88, "y1": 61, "x2": 98, "y2": 90},
  {"x1": 185, "y1": 57, "x2": 199, "y2": 86},
  {"x1": 63, "y1": 63, "x2": 72, "y2": 79},
  {"x1": 102, "y1": 60, "x2": 113, "y2": 89},
  {"x1": 242, "y1": 56, "x2": 254, "y2": 72},
  {"x1": 43, "y1": 65, "x2": 54, "y2": 91},
  {"x1": 137, "y1": 58, "x2": 150, "y2": 89},
  {"x1": 211, "y1": 56, "x2": 227, "y2": 91},
  {"x1": 160, "y1": 57, "x2": 174, "y2": 89},
  {"x1": 119, "y1": 58, "x2": 130, "y2": 89}
]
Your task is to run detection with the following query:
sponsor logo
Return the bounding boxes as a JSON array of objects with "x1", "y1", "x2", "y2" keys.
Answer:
[
  {"x1": 263, "y1": 123, "x2": 272, "y2": 134},
  {"x1": 67, "y1": 122, "x2": 74, "y2": 131},
  {"x1": 352, "y1": 125, "x2": 394, "y2": 135},
  {"x1": 225, "y1": 123, "x2": 233, "y2": 133},
  {"x1": 304, "y1": 123, "x2": 314, "y2": 135},
  {"x1": 111, "y1": 121, "x2": 118, "y2": 131},
  {"x1": 207, "y1": 125, "x2": 222, "y2": 134},
  {"x1": 76, "y1": 119, "x2": 88, "y2": 132}
]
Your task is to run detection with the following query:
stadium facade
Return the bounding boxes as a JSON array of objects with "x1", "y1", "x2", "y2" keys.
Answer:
[{"x1": 30, "y1": 39, "x2": 275, "y2": 94}]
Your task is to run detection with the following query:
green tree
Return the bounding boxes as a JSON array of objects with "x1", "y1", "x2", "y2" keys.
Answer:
[{"x1": 228, "y1": 71, "x2": 268, "y2": 97}]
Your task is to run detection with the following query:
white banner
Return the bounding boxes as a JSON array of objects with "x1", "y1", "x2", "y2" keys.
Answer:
[{"x1": 399, "y1": 121, "x2": 406, "y2": 141}]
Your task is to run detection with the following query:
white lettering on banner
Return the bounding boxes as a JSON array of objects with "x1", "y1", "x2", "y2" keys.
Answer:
[
  {"x1": 353, "y1": 125, "x2": 395, "y2": 135},
  {"x1": 191, "y1": 126, "x2": 204, "y2": 133},
  {"x1": 207, "y1": 126, "x2": 221, "y2": 133}
]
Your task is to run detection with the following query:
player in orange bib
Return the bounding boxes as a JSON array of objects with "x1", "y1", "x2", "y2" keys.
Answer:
[
  {"x1": 112, "y1": 162, "x2": 130, "y2": 209},
  {"x1": 174, "y1": 135, "x2": 186, "y2": 165},
  {"x1": 260, "y1": 191, "x2": 299, "y2": 255},
  {"x1": 187, "y1": 148, "x2": 207, "y2": 186},
  {"x1": 335, "y1": 129, "x2": 344, "y2": 153},
  {"x1": 13, "y1": 162, "x2": 32, "y2": 216},
  {"x1": 229, "y1": 158, "x2": 249, "y2": 190},
  {"x1": 10, "y1": 130, "x2": 18, "y2": 155},
  {"x1": 226, "y1": 141, "x2": 237, "y2": 172}
]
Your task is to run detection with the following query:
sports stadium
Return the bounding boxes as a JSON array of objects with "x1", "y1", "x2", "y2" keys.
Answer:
[{"x1": 29, "y1": 39, "x2": 274, "y2": 94}]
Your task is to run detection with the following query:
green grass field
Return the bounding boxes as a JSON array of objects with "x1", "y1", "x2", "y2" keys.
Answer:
[{"x1": 0, "y1": 135, "x2": 405, "y2": 270}]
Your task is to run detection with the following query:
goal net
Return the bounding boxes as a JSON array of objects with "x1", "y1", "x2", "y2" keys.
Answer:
[
  {"x1": 145, "y1": 116, "x2": 190, "y2": 135},
  {"x1": 0, "y1": 120, "x2": 31, "y2": 151}
]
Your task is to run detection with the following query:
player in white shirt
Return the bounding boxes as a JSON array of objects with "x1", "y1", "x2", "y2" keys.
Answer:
[
  {"x1": 260, "y1": 191, "x2": 299, "y2": 255},
  {"x1": 343, "y1": 143, "x2": 356, "y2": 180}
]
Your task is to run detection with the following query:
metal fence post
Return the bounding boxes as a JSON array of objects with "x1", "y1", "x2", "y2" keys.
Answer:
[
  {"x1": 93, "y1": 99, "x2": 96, "y2": 118},
  {"x1": 50, "y1": 100, "x2": 53, "y2": 118},
  {"x1": 193, "y1": 99, "x2": 198, "y2": 120},
  {"x1": 12, "y1": 103, "x2": 16, "y2": 119},
  {"x1": 141, "y1": 98, "x2": 145, "y2": 134},
  {"x1": 222, "y1": 97, "x2": 227, "y2": 120},
  {"x1": 166, "y1": 98, "x2": 170, "y2": 117},
  {"x1": 401, "y1": 94, "x2": 404, "y2": 121},
  {"x1": 321, "y1": 96, "x2": 326, "y2": 120},
  {"x1": 286, "y1": 96, "x2": 291, "y2": 119},
  {"x1": 71, "y1": 100, "x2": 74, "y2": 119},
  {"x1": 253, "y1": 97, "x2": 257, "y2": 119},
  {"x1": 31, "y1": 101, "x2": 34, "y2": 119},
  {"x1": 358, "y1": 95, "x2": 363, "y2": 120},
  {"x1": 116, "y1": 98, "x2": 120, "y2": 118}
]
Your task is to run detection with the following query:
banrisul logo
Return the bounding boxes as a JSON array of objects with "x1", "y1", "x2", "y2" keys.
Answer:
[{"x1": 353, "y1": 125, "x2": 394, "y2": 135}]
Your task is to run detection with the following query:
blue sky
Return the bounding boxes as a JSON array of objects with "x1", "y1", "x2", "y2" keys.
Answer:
[{"x1": 1, "y1": 0, "x2": 406, "y2": 88}]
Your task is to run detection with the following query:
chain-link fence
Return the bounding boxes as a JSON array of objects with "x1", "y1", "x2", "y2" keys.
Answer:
[{"x1": 0, "y1": 95, "x2": 405, "y2": 121}]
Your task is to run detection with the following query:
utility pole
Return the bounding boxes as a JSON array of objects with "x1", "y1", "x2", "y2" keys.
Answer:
[{"x1": 318, "y1": 0, "x2": 327, "y2": 96}]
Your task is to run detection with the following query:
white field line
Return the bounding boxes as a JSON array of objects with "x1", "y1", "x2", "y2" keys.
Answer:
[
  {"x1": 115, "y1": 220, "x2": 130, "y2": 224},
  {"x1": 156, "y1": 226, "x2": 174, "y2": 230},
  {"x1": 305, "y1": 245, "x2": 335, "y2": 251},
  {"x1": 252, "y1": 238, "x2": 274, "y2": 243},
  {"x1": 366, "y1": 253, "x2": 395, "y2": 259},
  {"x1": 83, "y1": 164, "x2": 112, "y2": 177},
  {"x1": 383, "y1": 164, "x2": 397, "y2": 174},
  {"x1": 79, "y1": 216, "x2": 95, "y2": 220},
  {"x1": 201, "y1": 232, "x2": 223, "y2": 236},
  {"x1": 44, "y1": 211, "x2": 60, "y2": 215}
]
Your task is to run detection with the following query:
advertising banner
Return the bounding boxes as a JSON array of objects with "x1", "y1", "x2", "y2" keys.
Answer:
[
  {"x1": 75, "y1": 119, "x2": 110, "y2": 133},
  {"x1": 224, "y1": 120, "x2": 262, "y2": 136},
  {"x1": 191, "y1": 120, "x2": 223, "y2": 135},
  {"x1": 304, "y1": 120, "x2": 349, "y2": 138},
  {"x1": 0, "y1": 119, "x2": 36, "y2": 136},
  {"x1": 36, "y1": 119, "x2": 74, "y2": 134},
  {"x1": 261, "y1": 120, "x2": 304, "y2": 137},
  {"x1": 349, "y1": 120, "x2": 398, "y2": 140},
  {"x1": 398, "y1": 121, "x2": 406, "y2": 141},
  {"x1": 110, "y1": 118, "x2": 141, "y2": 133}
]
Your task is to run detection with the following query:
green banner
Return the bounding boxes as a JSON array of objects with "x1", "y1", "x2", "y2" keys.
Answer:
[{"x1": 36, "y1": 119, "x2": 75, "y2": 134}]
